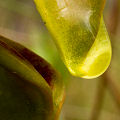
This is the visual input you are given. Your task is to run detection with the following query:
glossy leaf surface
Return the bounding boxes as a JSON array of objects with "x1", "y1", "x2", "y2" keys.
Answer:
[
  {"x1": 34, "y1": 0, "x2": 112, "y2": 79},
  {"x1": 0, "y1": 36, "x2": 65, "y2": 120}
]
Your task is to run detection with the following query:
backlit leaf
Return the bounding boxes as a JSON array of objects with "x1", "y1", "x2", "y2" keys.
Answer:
[{"x1": 34, "y1": 0, "x2": 112, "y2": 79}]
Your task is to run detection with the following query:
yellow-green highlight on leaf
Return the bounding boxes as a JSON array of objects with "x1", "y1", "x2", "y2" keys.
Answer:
[{"x1": 34, "y1": 0, "x2": 112, "y2": 79}]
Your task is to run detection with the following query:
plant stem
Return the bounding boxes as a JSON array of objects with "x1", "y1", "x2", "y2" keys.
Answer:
[
  {"x1": 103, "y1": 72, "x2": 120, "y2": 109},
  {"x1": 89, "y1": 0, "x2": 120, "y2": 118},
  {"x1": 89, "y1": 78, "x2": 106, "y2": 120}
]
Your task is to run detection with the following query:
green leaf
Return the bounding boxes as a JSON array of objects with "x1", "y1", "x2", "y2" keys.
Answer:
[
  {"x1": 0, "y1": 36, "x2": 65, "y2": 120},
  {"x1": 34, "y1": 0, "x2": 112, "y2": 79}
]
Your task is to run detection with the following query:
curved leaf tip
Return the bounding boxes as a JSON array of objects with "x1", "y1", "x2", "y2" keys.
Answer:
[{"x1": 34, "y1": 0, "x2": 112, "y2": 79}]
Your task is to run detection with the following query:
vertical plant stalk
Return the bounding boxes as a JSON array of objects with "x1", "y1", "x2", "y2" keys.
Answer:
[
  {"x1": 103, "y1": 72, "x2": 120, "y2": 108},
  {"x1": 103, "y1": 0, "x2": 120, "y2": 110},
  {"x1": 90, "y1": 0, "x2": 120, "y2": 119},
  {"x1": 106, "y1": 0, "x2": 119, "y2": 35},
  {"x1": 90, "y1": 78, "x2": 106, "y2": 120}
]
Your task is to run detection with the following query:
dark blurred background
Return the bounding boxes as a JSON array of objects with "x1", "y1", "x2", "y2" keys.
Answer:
[{"x1": 0, "y1": 0, "x2": 120, "y2": 120}]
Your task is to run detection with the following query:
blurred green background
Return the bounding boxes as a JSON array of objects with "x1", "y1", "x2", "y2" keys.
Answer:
[{"x1": 0, "y1": 0, "x2": 120, "y2": 120}]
